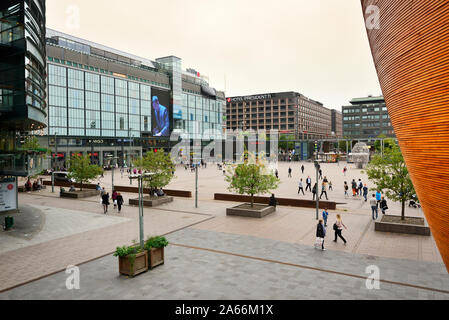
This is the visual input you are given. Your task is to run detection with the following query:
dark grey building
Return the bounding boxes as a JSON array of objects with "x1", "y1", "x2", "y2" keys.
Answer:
[
  {"x1": 0, "y1": 0, "x2": 47, "y2": 177},
  {"x1": 331, "y1": 109, "x2": 343, "y2": 138},
  {"x1": 342, "y1": 96, "x2": 395, "y2": 140}
]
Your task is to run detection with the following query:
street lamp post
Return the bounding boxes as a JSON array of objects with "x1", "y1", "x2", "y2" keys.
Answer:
[
  {"x1": 106, "y1": 156, "x2": 119, "y2": 191},
  {"x1": 129, "y1": 172, "x2": 155, "y2": 248},
  {"x1": 314, "y1": 141, "x2": 320, "y2": 220}
]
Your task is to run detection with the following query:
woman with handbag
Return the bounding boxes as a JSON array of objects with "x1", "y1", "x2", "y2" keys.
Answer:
[
  {"x1": 333, "y1": 214, "x2": 347, "y2": 245},
  {"x1": 315, "y1": 219, "x2": 326, "y2": 251},
  {"x1": 380, "y1": 196, "x2": 388, "y2": 214}
]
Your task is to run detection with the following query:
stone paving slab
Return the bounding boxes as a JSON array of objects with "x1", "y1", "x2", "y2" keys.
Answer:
[
  {"x1": 0, "y1": 195, "x2": 212, "y2": 293},
  {"x1": 0, "y1": 204, "x2": 130, "y2": 255},
  {"x1": 0, "y1": 228, "x2": 448, "y2": 300},
  {"x1": 167, "y1": 229, "x2": 449, "y2": 293}
]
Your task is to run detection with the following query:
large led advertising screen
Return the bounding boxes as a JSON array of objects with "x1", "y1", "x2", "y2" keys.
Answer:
[{"x1": 151, "y1": 88, "x2": 171, "y2": 137}]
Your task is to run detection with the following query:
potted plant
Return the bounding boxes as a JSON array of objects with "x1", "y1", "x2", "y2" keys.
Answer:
[
  {"x1": 144, "y1": 236, "x2": 168, "y2": 269},
  {"x1": 113, "y1": 244, "x2": 148, "y2": 277}
]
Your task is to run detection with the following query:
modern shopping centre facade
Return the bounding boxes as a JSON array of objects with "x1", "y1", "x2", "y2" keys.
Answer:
[{"x1": 38, "y1": 29, "x2": 226, "y2": 168}]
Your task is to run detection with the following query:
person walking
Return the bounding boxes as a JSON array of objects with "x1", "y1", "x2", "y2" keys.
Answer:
[
  {"x1": 344, "y1": 181, "x2": 349, "y2": 197},
  {"x1": 320, "y1": 182, "x2": 328, "y2": 200},
  {"x1": 269, "y1": 194, "x2": 277, "y2": 208},
  {"x1": 102, "y1": 192, "x2": 110, "y2": 214},
  {"x1": 328, "y1": 180, "x2": 333, "y2": 191},
  {"x1": 288, "y1": 167, "x2": 292, "y2": 178},
  {"x1": 333, "y1": 214, "x2": 347, "y2": 244},
  {"x1": 116, "y1": 192, "x2": 124, "y2": 213},
  {"x1": 322, "y1": 208, "x2": 329, "y2": 227},
  {"x1": 312, "y1": 183, "x2": 317, "y2": 200},
  {"x1": 275, "y1": 169, "x2": 279, "y2": 179},
  {"x1": 298, "y1": 178, "x2": 305, "y2": 195},
  {"x1": 318, "y1": 168, "x2": 323, "y2": 180},
  {"x1": 362, "y1": 184, "x2": 369, "y2": 202},
  {"x1": 343, "y1": 166, "x2": 347, "y2": 176},
  {"x1": 380, "y1": 196, "x2": 388, "y2": 215},
  {"x1": 376, "y1": 191, "x2": 382, "y2": 205},
  {"x1": 315, "y1": 219, "x2": 326, "y2": 251},
  {"x1": 100, "y1": 187, "x2": 106, "y2": 197},
  {"x1": 301, "y1": 164, "x2": 305, "y2": 174},
  {"x1": 370, "y1": 194, "x2": 378, "y2": 220},
  {"x1": 351, "y1": 179, "x2": 357, "y2": 197},
  {"x1": 112, "y1": 190, "x2": 118, "y2": 209},
  {"x1": 305, "y1": 176, "x2": 312, "y2": 192},
  {"x1": 358, "y1": 179, "x2": 363, "y2": 196}
]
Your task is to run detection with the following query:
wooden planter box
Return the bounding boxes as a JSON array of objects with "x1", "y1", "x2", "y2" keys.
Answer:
[
  {"x1": 118, "y1": 251, "x2": 148, "y2": 277},
  {"x1": 226, "y1": 203, "x2": 276, "y2": 218},
  {"x1": 375, "y1": 215, "x2": 430, "y2": 236},
  {"x1": 60, "y1": 189, "x2": 99, "y2": 198},
  {"x1": 148, "y1": 247, "x2": 165, "y2": 269},
  {"x1": 129, "y1": 195, "x2": 174, "y2": 207}
]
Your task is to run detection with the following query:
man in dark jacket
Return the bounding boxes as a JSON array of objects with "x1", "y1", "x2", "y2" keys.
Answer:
[
  {"x1": 116, "y1": 193, "x2": 124, "y2": 213},
  {"x1": 269, "y1": 194, "x2": 277, "y2": 207},
  {"x1": 102, "y1": 192, "x2": 110, "y2": 214},
  {"x1": 301, "y1": 164, "x2": 305, "y2": 174},
  {"x1": 312, "y1": 183, "x2": 317, "y2": 200},
  {"x1": 316, "y1": 219, "x2": 326, "y2": 251},
  {"x1": 380, "y1": 196, "x2": 388, "y2": 214}
]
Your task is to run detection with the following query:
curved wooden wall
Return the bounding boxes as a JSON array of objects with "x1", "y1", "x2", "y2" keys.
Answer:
[{"x1": 361, "y1": 0, "x2": 449, "y2": 272}]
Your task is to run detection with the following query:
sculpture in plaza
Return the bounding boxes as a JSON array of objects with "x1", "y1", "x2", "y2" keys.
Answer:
[
  {"x1": 362, "y1": 0, "x2": 449, "y2": 272},
  {"x1": 351, "y1": 142, "x2": 370, "y2": 169}
]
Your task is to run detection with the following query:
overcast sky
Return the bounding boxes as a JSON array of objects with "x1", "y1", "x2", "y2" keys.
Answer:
[{"x1": 46, "y1": 0, "x2": 382, "y2": 111}]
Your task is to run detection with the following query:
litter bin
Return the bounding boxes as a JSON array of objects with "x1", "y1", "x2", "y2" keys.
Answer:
[{"x1": 4, "y1": 216, "x2": 14, "y2": 230}]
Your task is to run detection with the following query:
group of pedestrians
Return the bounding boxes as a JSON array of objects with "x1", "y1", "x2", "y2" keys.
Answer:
[
  {"x1": 98, "y1": 185, "x2": 124, "y2": 214},
  {"x1": 315, "y1": 211, "x2": 347, "y2": 251},
  {"x1": 370, "y1": 193, "x2": 388, "y2": 220}
]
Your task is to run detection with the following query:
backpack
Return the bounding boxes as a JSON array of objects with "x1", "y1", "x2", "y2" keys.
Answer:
[{"x1": 333, "y1": 223, "x2": 338, "y2": 231}]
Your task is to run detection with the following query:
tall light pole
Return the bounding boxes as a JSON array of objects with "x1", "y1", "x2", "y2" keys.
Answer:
[
  {"x1": 314, "y1": 141, "x2": 320, "y2": 220},
  {"x1": 129, "y1": 172, "x2": 155, "y2": 248},
  {"x1": 106, "y1": 156, "x2": 119, "y2": 191}
]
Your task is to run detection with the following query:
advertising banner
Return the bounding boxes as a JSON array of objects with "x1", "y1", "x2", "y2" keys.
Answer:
[
  {"x1": 151, "y1": 88, "x2": 171, "y2": 137},
  {"x1": 0, "y1": 179, "x2": 17, "y2": 212}
]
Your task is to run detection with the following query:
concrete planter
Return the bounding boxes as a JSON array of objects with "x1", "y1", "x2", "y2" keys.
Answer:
[
  {"x1": 129, "y1": 195, "x2": 173, "y2": 207},
  {"x1": 148, "y1": 247, "x2": 165, "y2": 269},
  {"x1": 118, "y1": 251, "x2": 148, "y2": 277},
  {"x1": 226, "y1": 203, "x2": 276, "y2": 218},
  {"x1": 60, "y1": 189, "x2": 99, "y2": 198},
  {"x1": 375, "y1": 215, "x2": 430, "y2": 236}
]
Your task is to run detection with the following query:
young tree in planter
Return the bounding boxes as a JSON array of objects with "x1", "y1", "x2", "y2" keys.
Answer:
[
  {"x1": 225, "y1": 151, "x2": 280, "y2": 207},
  {"x1": 134, "y1": 149, "x2": 175, "y2": 196},
  {"x1": 67, "y1": 154, "x2": 103, "y2": 191},
  {"x1": 364, "y1": 142, "x2": 416, "y2": 220}
]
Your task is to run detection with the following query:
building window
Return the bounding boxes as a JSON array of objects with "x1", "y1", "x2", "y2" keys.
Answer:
[{"x1": 119, "y1": 117, "x2": 124, "y2": 130}]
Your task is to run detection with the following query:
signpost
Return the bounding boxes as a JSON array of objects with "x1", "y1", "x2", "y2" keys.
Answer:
[{"x1": 0, "y1": 178, "x2": 17, "y2": 213}]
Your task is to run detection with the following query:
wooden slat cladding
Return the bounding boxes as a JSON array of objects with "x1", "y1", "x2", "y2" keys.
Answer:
[{"x1": 362, "y1": 0, "x2": 449, "y2": 272}]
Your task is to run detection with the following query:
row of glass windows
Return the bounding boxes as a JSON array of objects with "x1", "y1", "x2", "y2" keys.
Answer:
[
  {"x1": 48, "y1": 56, "x2": 170, "y2": 89},
  {"x1": 343, "y1": 106, "x2": 387, "y2": 113}
]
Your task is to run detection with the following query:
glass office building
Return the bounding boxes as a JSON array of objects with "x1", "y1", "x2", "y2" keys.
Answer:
[
  {"x1": 0, "y1": 0, "x2": 47, "y2": 177},
  {"x1": 41, "y1": 29, "x2": 225, "y2": 167},
  {"x1": 342, "y1": 96, "x2": 395, "y2": 140}
]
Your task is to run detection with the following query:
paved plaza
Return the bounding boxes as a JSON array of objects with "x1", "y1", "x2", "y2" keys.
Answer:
[{"x1": 1, "y1": 161, "x2": 447, "y2": 299}]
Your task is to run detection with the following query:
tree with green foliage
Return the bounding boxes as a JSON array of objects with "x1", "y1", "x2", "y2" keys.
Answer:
[
  {"x1": 338, "y1": 137, "x2": 351, "y2": 153},
  {"x1": 67, "y1": 154, "x2": 103, "y2": 190},
  {"x1": 134, "y1": 148, "x2": 175, "y2": 195},
  {"x1": 279, "y1": 134, "x2": 295, "y2": 151},
  {"x1": 364, "y1": 142, "x2": 416, "y2": 220},
  {"x1": 374, "y1": 134, "x2": 396, "y2": 153},
  {"x1": 225, "y1": 151, "x2": 280, "y2": 207},
  {"x1": 22, "y1": 136, "x2": 40, "y2": 150}
]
